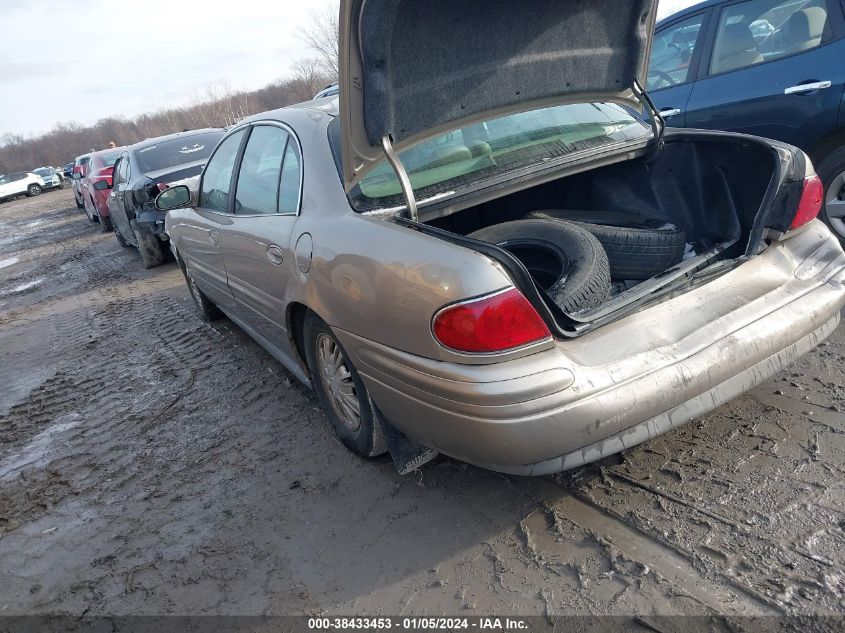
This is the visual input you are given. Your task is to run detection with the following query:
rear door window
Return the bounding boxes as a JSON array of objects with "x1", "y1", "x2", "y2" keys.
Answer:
[
  {"x1": 233, "y1": 125, "x2": 288, "y2": 215},
  {"x1": 114, "y1": 154, "x2": 130, "y2": 186},
  {"x1": 709, "y1": 0, "x2": 833, "y2": 75},
  {"x1": 278, "y1": 141, "x2": 302, "y2": 215}
]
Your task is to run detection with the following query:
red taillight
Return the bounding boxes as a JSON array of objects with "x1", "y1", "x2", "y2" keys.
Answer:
[
  {"x1": 790, "y1": 175, "x2": 824, "y2": 230},
  {"x1": 432, "y1": 288, "x2": 551, "y2": 353}
]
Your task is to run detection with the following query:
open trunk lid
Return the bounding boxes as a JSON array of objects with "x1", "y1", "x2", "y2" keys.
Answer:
[{"x1": 339, "y1": 0, "x2": 658, "y2": 191}]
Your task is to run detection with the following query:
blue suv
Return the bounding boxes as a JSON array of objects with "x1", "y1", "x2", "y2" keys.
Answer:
[{"x1": 649, "y1": 0, "x2": 845, "y2": 242}]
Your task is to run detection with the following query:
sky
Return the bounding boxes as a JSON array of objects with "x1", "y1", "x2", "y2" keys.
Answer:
[
  {"x1": 0, "y1": 0, "x2": 336, "y2": 139},
  {"x1": 1, "y1": 0, "x2": 700, "y2": 140}
]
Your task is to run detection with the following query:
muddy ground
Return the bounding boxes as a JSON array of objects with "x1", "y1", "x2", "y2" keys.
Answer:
[{"x1": 0, "y1": 189, "x2": 843, "y2": 622}]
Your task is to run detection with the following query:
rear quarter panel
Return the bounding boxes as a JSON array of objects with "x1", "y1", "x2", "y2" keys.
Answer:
[{"x1": 273, "y1": 110, "x2": 519, "y2": 362}]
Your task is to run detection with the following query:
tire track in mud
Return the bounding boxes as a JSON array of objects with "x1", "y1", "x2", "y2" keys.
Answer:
[
  {"x1": 534, "y1": 354, "x2": 845, "y2": 616},
  {"x1": 3, "y1": 190, "x2": 845, "y2": 617},
  {"x1": 519, "y1": 479, "x2": 779, "y2": 616}
]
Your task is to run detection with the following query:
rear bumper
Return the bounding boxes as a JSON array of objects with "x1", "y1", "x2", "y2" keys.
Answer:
[
  {"x1": 134, "y1": 209, "x2": 168, "y2": 238},
  {"x1": 335, "y1": 220, "x2": 845, "y2": 475}
]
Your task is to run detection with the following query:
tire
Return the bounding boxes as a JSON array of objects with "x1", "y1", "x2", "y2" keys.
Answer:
[
  {"x1": 130, "y1": 220, "x2": 165, "y2": 269},
  {"x1": 26, "y1": 184, "x2": 42, "y2": 197},
  {"x1": 468, "y1": 219, "x2": 611, "y2": 313},
  {"x1": 182, "y1": 264, "x2": 222, "y2": 322},
  {"x1": 304, "y1": 312, "x2": 387, "y2": 458},
  {"x1": 113, "y1": 226, "x2": 130, "y2": 248},
  {"x1": 85, "y1": 197, "x2": 97, "y2": 222},
  {"x1": 75, "y1": 190, "x2": 84, "y2": 209},
  {"x1": 527, "y1": 209, "x2": 687, "y2": 280},
  {"x1": 99, "y1": 214, "x2": 113, "y2": 232},
  {"x1": 817, "y1": 147, "x2": 845, "y2": 243}
]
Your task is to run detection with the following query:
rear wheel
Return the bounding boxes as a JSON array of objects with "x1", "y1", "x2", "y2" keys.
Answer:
[
  {"x1": 85, "y1": 197, "x2": 98, "y2": 222},
  {"x1": 113, "y1": 226, "x2": 129, "y2": 247},
  {"x1": 182, "y1": 265, "x2": 222, "y2": 321},
  {"x1": 817, "y1": 147, "x2": 845, "y2": 243},
  {"x1": 74, "y1": 189, "x2": 84, "y2": 209},
  {"x1": 26, "y1": 184, "x2": 42, "y2": 197},
  {"x1": 130, "y1": 220, "x2": 165, "y2": 269},
  {"x1": 99, "y1": 214, "x2": 113, "y2": 232},
  {"x1": 304, "y1": 312, "x2": 387, "y2": 458}
]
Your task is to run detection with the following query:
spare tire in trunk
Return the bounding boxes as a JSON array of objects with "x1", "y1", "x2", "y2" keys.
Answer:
[
  {"x1": 526, "y1": 209, "x2": 687, "y2": 280},
  {"x1": 468, "y1": 219, "x2": 611, "y2": 313}
]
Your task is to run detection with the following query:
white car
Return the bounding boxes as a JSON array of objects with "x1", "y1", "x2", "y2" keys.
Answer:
[
  {"x1": 0, "y1": 172, "x2": 46, "y2": 203},
  {"x1": 33, "y1": 167, "x2": 65, "y2": 191}
]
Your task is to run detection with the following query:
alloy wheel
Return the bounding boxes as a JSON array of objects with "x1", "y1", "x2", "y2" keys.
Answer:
[
  {"x1": 825, "y1": 170, "x2": 845, "y2": 239},
  {"x1": 315, "y1": 333, "x2": 360, "y2": 431}
]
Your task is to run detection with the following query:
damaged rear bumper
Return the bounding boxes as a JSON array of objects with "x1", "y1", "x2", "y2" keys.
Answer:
[
  {"x1": 335, "y1": 220, "x2": 845, "y2": 475},
  {"x1": 133, "y1": 209, "x2": 169, "y2": 239}
]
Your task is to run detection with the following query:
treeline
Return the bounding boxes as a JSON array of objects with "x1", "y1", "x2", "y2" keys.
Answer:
[{"x1": 0, "y1": 64, "x2": 333, "y2": 174}]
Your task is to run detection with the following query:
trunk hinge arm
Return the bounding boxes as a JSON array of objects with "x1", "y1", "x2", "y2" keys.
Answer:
[
  {"x1": 381, "y1": 134, "x2": 418, "y2": 222},
  {"x1": 632, "y1": 80, "x2": 665, "y2": 157}
]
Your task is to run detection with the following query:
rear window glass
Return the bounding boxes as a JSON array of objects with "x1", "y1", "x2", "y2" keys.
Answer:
[
  {"x1": 331, "y1": 103, "x2": 651, "y2": 213},
  {"x1": 135, "y1": 132, "x2": 224, "y2": 174},
  {"x1": 34, "y1": 168, "x2": 54, "y2": 177},
  {"x1": 76, "y1": 156, "x2": 90, "y2": 167},
  {"x1": 95, "y1": 151, "x2": 123, "y2": 168}
]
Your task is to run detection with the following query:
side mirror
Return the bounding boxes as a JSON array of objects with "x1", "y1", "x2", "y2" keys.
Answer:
[
  {"x1": 93, "y1": 179, "x2": 111, "y2": 191},
  {"x1": 71, "y1": 172, "x2": 82, "y2": 180},
  {"x1": 155, "y1": 184, "x2": 191, "y2": 211}
]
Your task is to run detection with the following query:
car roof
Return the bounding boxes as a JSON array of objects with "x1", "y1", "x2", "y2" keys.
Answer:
[
  {"x1": 130, "y1": 128, "x2": 225, "y2": 152},
  {"x1": 657, "y1": 0, "x2": 723, "y2": 24},
  {"x1": 90, "y1": 146, "x2": 126, "y2": 158},
  {"x1": 239, "y1": 96, "x2": 339, "y2": 127}
]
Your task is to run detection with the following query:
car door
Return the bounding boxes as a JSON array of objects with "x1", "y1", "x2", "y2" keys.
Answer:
[
  {"x1": 684, "y1": 0, "x2": 845, "y2": 149},
  {"x1": 218, "y1": 122, "x2": 302, "y2": 351},
  {"x1": 108, "y1": 153, "x2": 134, "y2": 242},
  {"x1": 176, "y1": 128, "x2": 249, "y2": 312},
  {"x1": 0, "y1": 174, "x2": 11, "y2": 198},
  {"x1": 12, "y1": 173, "x2": 27, "y2": 197},
  {"x1": 648, "y1": 11, "x2": 711, "y2": 126}
]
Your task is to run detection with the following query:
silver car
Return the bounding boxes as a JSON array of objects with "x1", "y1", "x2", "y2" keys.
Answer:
[{"x1": 159, "y1": 0, "x2": 845, "y2": 475}]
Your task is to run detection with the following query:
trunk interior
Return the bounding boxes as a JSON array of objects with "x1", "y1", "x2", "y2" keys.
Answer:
[{"x1": 423, "y1": 135, "x2": 779, "y2": 329}]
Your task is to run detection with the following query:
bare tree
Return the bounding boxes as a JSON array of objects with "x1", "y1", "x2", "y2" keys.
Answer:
[
  {"x1": 299, "y1": 3, "x2": 339, "y2": 78},
  {"x1": 288, "y1": 58, "x2": 334, "y2": 102},
  {"x1": 0, "y1": 68, "x2": 331, "y2": 173}
]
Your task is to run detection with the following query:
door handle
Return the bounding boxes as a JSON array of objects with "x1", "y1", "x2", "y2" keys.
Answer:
[
  {"x1": 784, "y1": 80, "x2": 832, "y2": 95},
  {"x1": 266, "y1": 244, "x2": 284, "y2": 265},
  {"x1": 660, "y1": 108, "x2": 682, "y2": 118},
  {"x1": 208, "y1": 230, "x2": 219, "y2": 246}
]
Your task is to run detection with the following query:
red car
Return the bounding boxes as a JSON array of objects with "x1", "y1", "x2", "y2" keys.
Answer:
[{"x1": 80, "y1": 147, "x2": 125, "y2": 231}]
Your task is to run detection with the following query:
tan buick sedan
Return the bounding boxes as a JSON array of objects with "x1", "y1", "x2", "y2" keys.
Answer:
[{"x1": 158, "y1": 0, "x2": 845, "y2": 475}]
